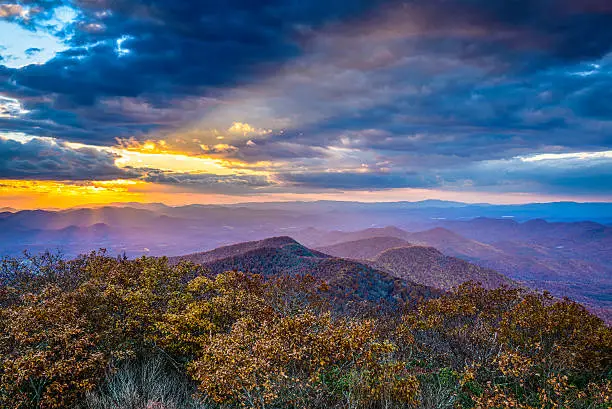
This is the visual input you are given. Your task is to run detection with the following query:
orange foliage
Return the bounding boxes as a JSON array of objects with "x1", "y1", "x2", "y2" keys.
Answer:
[
  {"x1": 188, "y1": 312, "x2": 418, "y2": 408},
  {"x1": 0, "y1": 253, "x2": 610, "y2": 409}
]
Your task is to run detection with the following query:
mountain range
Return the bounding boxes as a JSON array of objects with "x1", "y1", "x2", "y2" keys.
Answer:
[
  {"x1": 301, "y1": 224, "x2": 612, "y2": 321},
  {"x1": 316, "y1": 236, "x2": 514, "y2": 291},
  {"x1": 170, "y1": 236, "x2": 441, "y2": 308},
  {"x1": 2, "y1": 200, "x2": 610, "y2": 321}
]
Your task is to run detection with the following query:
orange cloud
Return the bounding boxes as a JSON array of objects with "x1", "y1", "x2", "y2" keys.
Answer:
[
  {"x1": 2, "y1": 177, "x2": 604, "y2": 211},
  {"x1": 0, "y1": 179, "x2": 147, "y2": 209},
  {"x1": 227, "y1": 122, "x2": 272, "y2": 136},
  {"x1": 0, "y1": 4, "x2": 24, "y2": 18},
  {"x1": 111, "y1": 136, "x2": 275, "y2": 175}
]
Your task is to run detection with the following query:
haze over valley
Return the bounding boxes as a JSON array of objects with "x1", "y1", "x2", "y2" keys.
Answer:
[{"x1": 2, "y1": 200, "x2": 611, "y2": 322}]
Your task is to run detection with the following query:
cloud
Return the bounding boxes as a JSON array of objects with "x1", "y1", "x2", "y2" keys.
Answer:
[
  {"x1": 0, "y1": 0, "x2": 611, "y2": 198},
  {"x1": 171, "y1": 1, "x2": 612, "y2": 170},
  {"x1": 4, "y1": 0, "x2": 610, "y2": 144},
  {"x1": 0, "y1": 0, "x2": 386, "y2": 140},
  {"x1": 24, "y1": 47, "x2": 42, "y2": 56},
  {"x1": 141, "y1": 169, "x2": 272, "y2": 194},
  {"x1": 0, "y1": 4, "x2": 24, "y2": 19},
  {"x1": 0, "y1": 96, "x2": 28, "y2": 118},
  {"x1": 0, "y1": 134, "x2": 276, "y2": 194},
  {"x1": 199, "y1": 144, "x2": 238, "y2": 154},
  {"x1": 281, "y1": 171, "x2": 436, "y2": 190},
  {"x1": 279, "y1": 150, "x2": 612, "y2": 195},
  {"x1": 466, "y1": 151, "x2": 612, "y2": 194},
  {"x1": 0, "y1": 136, "x2": 138, "y2": 180}
]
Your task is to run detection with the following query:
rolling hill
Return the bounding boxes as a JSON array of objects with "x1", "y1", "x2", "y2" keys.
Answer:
[
  {"x1": 316, "y1": 236, "x2": 411, "y2": 260},
  {"x1": 316, "y1": 235, "x2": 515, "y2": 290},
  {"x1": 171, "y1": 237, "x2": 440, "y2": 306},
  {"x1": 1, "y1": 202, "x2": 609, "y2": 320},
  {"x1": 406, "y1": 227, "x2": 506, "y2": 260},
  {"x1": 169, "y1": 236, "x2": 326, "y2": 265},
  {"x1": 304, "y1": 222, "x2": 612, "y2": 322},
  {"x1": 371, "y1": 245, "x2": 516, "y2": 291},
  {"x1": 293, "y1": 226, "x2": 410, "y2": 248},
  {"x1": 309, "y1": 226, "x2": 504, "y2": 261}
]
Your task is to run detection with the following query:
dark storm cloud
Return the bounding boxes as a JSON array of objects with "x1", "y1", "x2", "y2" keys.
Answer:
[
  {"x1": 254, "y1": 58, "x2": 612, "y2": 165},
  {"x1": 567, "y1": 74, "x2": 612, "y2": 120},
  {"x1": 3, "y1": 0, "x2": 612, "y2": 143},
  {"x1": 410, "y1": 0, "x2": 612, "y2": 64},
  {"x1": 450, "y1": 154, "x2": 612, "y2": 195},
  {"x1": 0, "y1": 137, "x2": 138, "y2": 180},
  {"x1": 1, "y1": 0, "x2": 389, "y2": 142},
  {"x1": 1, "y1": 0, "x2": 611, "y2": 196}
]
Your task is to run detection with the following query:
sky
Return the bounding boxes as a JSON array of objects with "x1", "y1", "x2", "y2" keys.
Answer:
[{"x1": 0, "y1": 0, "x2": 611, "y2": 209}]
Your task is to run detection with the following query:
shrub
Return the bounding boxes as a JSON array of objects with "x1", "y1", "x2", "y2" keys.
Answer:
[
  {"x1": 188, "y1": 312, "x2": 419, "y2": 408},
  {"x1": 0, "y1": 252, "x2": 202, "y2": 408},
  {"x1": 0, "y1": 253, "x2": 610, "y2": 409},
  {"x1": 85, "y1": 356, "x2": 207, "y2": 409}
]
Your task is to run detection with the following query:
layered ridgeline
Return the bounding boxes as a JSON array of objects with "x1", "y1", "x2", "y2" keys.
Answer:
[
  {"x1": 170, "y1": 236, "x2": 440, "y2": 306},
  {"x1": 1, "y1": 204, "x2": 609, "y2": 319},
  {"x1": 1, "y1": 232, "x2": 609, "y2": 409},
  {"x1": 304, "y1": 224, "x2": 612, "y2": 321},
  {"x1": 316, "y1": 236, "x2": 514, "y2": 291},
  {"x1": 170, "y1": 235, "x2": 515, "y2": 305},
  {"x1": 2, "y1": 201, "x2": 608, "y2": 319}
]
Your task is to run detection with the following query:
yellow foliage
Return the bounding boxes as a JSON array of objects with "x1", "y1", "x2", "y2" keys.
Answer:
[
  {"x1": 188, "y1": 312, "x2": 419, "y2": 408},
  {"x1": 0, "y1": 254, "x2": 610, "y2": 409}
]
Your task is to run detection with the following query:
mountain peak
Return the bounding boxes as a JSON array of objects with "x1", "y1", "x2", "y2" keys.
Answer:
[
  {"x1": 258, "y1": 236, "x2": 300, "y2": 246},
  {"x1": 170, "y1": 236, "x2": 305, "y2": 265},
  {"x1": 378, "y1": 226, "x2": 409, "y2": 236},
  {"x1": 409, "y1": 227, "x2": 463, "y2": 241},
  {"x1": 373, "y1": 245, "x2": 514, "y2": 291},
  {"x1": 423, "y1": 227, "x2": 458, "y2": 235},
  {"x1": 316, "y1": 236, "x2": 411, "y2": 260}
]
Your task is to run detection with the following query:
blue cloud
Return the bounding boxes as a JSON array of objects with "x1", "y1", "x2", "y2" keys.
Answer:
[
  {"x1": 0, "y1": 136, "x2": 137, "y2": 180},
  {"x1": 24, "y1": 47, "x2": 42, "y2": 56},
  {"x1": 280, "y1": 153, "x2": 612, "y2": 195},
  {"x1": 0, "y1": 0, "x2": 611, "y2": 197}
]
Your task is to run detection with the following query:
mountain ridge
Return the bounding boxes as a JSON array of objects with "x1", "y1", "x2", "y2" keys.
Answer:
[
  {"x1": 171, "y1": 236, "x2": 441, "y2": 306},
  {"x1": 371, "y1": 245, "x2": 516, "y2": 291}
]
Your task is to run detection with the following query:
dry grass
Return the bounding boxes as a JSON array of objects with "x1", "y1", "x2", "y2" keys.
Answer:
[{"x1": 85, "y1": 357, "x2": 209, "y2": 409}]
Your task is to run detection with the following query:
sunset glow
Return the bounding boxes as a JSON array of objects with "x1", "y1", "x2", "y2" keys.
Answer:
[
  {"x1": 0, "y1": 179, "x2": 146, "y2": 209},
  {"x1": 112, "y1": 149, "x2": 268, "y2": 176},
  {"x1": 0, "y1": 0, "x2": 610, "y2": 209}
]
